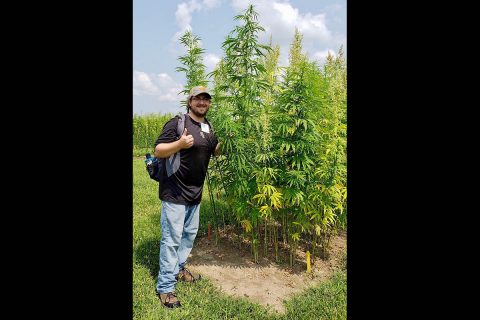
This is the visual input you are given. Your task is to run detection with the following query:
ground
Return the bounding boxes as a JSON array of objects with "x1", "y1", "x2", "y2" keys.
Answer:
[{"x1": 186, "y1": 228, "x2": 347, "y2": 313}]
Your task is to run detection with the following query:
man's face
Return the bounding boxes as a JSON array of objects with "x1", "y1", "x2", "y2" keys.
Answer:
[{"x1": 189, "y1": 93, "x2": 211, "y2": 117}]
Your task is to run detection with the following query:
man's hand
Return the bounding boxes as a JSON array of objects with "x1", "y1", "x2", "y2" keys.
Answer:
[
  {"x1": 179, "y1": 128, "x2": 194, "y2": 149},
  {"x1": 214, "y1": 142, "x2": 222, "y2": 156}
]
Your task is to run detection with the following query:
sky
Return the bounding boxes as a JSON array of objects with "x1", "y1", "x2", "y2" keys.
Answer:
[{"x1": 133, "y1": 0, "x2": 346, "y2": 115}]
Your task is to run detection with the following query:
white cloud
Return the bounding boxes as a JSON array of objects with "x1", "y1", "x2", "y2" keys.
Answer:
[
  {"x1": 313, "y1": 49, "x2": 336, "y2": 64},
  {"x1": 133, "y1": 70, "x2": 184, "y2": 102},
  {"x1": 133, "y1": 70, "x2": 187, "y2": 114},
  {"x1": 133, "y1": 71, "x2": 159, "y2": 95},
  {"x1": 172, "y1": 0, "x2": 222, "y2": 47},
  {"x1": 230, "y1": 0, "x2": 344, "y2": 65},
  {"x1": 175, "y1": 1, "x2": 202, "y2": 32},
  {"x1": 272, "y1": 2, "x2": 298, "y2": 25},
  {"x1": 297, "y1": 12, "x2": 330, "y2": 42},
  {"x1": 158, "y1": 86, "x2": 184, "y2": 102},
  {"x1": 204, "y1": 53, "x2": 221, "y2": 73}
]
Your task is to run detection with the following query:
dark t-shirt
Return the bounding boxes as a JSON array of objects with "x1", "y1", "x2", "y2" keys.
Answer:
[{"x1": 154, "y1": 114, "x2": 218, "y2": 205}]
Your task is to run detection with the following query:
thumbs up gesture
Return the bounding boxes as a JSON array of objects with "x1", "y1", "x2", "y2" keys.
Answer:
[{"x1": 179, "y1": 128, "x2": 194, "y2": 149}]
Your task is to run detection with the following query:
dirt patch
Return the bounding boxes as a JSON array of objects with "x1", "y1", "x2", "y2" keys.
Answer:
[{"x1": 186, "y1": 229, "x2": 347, "y2": 313}]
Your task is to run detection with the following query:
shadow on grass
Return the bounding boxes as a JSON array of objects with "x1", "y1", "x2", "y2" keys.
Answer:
[{"x1": 135, "y1": 238, "x2": 160, "y2": 279}]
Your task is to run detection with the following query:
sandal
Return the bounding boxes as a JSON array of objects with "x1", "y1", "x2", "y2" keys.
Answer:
[
  {"x1": 157, "y1": 291, "x2": 181, "y2": 308},
  {"x1": 175, "y1": 267, "x2": 202, "y2": 283}
]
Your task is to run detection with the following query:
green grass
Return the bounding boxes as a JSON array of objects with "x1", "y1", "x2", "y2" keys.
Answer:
[
  {"x1": 133, "y1": 146, "x2": 155, "y2": 158},
  {"x1": 133, "y1": 158, "x2": 347, "y2": 320}
]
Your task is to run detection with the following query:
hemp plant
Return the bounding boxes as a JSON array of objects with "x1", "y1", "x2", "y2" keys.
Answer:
[
  {"x1": 173, "y1": 7, "x2": 348, "y2": 267},
  {"x1": 272, "y1": 29, "x2": 322, "y2": 266},
  {"x1": 252, "y1": 41, "x2": 283, "y2": 260},
  {"x1": 176, "y1": 30, "x2": 208, "y2": 110},
  {"x1": 209, "y1": 4, "x2": 272, "y2": 263},
  {"x1": 308, "y1": 46, "x2": 347, "y2": 259}
]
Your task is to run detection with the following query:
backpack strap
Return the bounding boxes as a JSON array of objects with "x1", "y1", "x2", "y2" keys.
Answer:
[
  {"x1": 165, "y1": 114, "x2": 186, "y2": 178},
  {"x1": 176, "y1": 114, "x2": 187, "y2": 138},
  {"x1": 177, "y1": 114, "x2": 214, "y2": 136}
]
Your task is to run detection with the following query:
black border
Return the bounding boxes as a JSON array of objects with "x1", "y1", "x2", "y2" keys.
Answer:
[{"x1": 22, "y1": 1, "x2": 135, "y2": 317}]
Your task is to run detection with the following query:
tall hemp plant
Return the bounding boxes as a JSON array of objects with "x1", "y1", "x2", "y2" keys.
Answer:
[
  {"x1": 309, "y1": 46, "x2": 347, "y2": 259},
  {"x1": 273, "y1": 29, "x2": 321, "y2": 266},
  {"x1": 176, "y1": 30, "x2": 208, "y2": 111},
  {"x1": 208, "y1": 4, "x2": 272, "y2": 263},
  {"x1": 207, "y1": 59, "x2": 239, "y2": 242},
  {"x1": 252, "y1": 40, "x2": 282, "y2": 260}
]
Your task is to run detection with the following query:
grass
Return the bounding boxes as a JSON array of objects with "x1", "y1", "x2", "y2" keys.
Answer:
[
  {"x1": 133, "y1": 157, "x2": 347, "y2": 320},
  {"x1": 134, "y1": 146, "x2": 155, "y2": 158}
]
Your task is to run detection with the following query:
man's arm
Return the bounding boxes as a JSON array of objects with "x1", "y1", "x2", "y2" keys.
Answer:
[
  {"x1": 155, "y1": 128, "x2": 194, "y2": 158},
  {"x1": 154, "y1": 140, "x2": 183, "y2": 158}
]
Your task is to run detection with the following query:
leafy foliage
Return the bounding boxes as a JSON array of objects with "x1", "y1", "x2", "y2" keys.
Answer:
[{"x1": 176, "y1": 30, "x2": 209, "y2": 110}]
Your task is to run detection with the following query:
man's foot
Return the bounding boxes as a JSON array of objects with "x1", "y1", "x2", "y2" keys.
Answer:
[
  {"x1": 157, "y1": 291, "x2": 181, "y2": 308},
  {"x1": 175, "y1": 267, "x2": 202, "y2": 283}
]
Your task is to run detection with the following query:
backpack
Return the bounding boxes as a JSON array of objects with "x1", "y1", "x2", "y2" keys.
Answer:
[{"x1": 145, "y1": 114, "x2": 214, "y2": 182}]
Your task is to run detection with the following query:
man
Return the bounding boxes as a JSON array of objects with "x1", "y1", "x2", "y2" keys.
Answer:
[{"x1": 153, "y1": 86, "x2": 221, "y2": 308}]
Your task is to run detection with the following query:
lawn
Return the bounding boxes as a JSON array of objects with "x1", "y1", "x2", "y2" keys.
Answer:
[{"x1": 133, "y1": 157, "x2": 346, "y2": 320}]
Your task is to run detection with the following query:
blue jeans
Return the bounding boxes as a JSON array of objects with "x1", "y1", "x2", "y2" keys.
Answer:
[{"x1": 156, "y1": 201, "x2": 200, "y2": 294}]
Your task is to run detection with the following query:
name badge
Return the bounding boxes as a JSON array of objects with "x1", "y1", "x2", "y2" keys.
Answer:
[{"x1": 201, "y1": 122, "x2": 210, "y2": 133}]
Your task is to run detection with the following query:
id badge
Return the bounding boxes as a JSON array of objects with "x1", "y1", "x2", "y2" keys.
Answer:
[{"x1": 201, "y1": 122, "x2": 210, "y2": 133}]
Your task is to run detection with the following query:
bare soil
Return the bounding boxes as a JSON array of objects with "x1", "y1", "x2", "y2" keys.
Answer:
[{"x1": 187, "y1": 228, "x2": 347, "y2": 313}]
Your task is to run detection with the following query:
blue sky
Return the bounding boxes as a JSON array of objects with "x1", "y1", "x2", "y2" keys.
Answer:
[{"x1": 133, "y1": 0, "x2": 346, "y2": 115}]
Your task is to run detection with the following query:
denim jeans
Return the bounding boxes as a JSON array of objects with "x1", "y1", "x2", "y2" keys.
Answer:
[{"x1": 156, "y1": 201, "x2": 200, "y2": 294}]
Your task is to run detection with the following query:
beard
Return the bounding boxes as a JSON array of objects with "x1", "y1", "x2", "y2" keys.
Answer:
[{"x1": 190, "y1": 105, "x2": 209, "y2": 117}]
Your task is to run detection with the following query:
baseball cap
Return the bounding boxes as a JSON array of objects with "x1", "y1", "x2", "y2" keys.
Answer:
[{"x1": 188, "y1": 86, "x2": 211, "y2": 99}]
